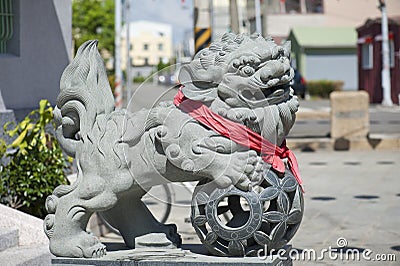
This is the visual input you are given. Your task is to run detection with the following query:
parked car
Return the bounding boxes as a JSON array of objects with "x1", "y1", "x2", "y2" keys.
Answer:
[
  {"x1": 292, "y1": 69, "x2": 307, "y2": 99},
  {"x1": 158, "y1": 73, "x2": 178, "y2": 86}
]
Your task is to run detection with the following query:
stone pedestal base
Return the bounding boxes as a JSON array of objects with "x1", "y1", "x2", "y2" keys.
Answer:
[{"x1": 52, "y1": 244, "x2": 292, "y2": 266}]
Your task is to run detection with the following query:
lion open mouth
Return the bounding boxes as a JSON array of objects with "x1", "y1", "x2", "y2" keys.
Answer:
[{"x1": 238, "y1": 84, "x2": 290, "y2": 104}]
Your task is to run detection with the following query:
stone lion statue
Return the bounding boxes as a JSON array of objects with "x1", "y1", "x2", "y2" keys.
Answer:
[{"x1": 44, "y1": 32, "x2": 303, "y2": 258}]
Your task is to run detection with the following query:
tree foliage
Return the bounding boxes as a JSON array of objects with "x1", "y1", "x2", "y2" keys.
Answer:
[
  {"x1": 72, "y1": 0, "x2": 115, "y2": 59},
  {"x1": 157, "y1": 59, "x2": 171, "y2": 72}
]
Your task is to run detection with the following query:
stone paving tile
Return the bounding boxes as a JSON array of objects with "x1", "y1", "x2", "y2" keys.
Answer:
[{"x1": 291, "y1": 150, "x2": 399, "y2": 265}]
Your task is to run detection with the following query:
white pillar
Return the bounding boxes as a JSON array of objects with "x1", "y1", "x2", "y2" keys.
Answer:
[
  {"x1": 114, "y1": 0, "x2": 123, "y2": 108},
  {"x1": 255, "y1": 0, "x2": 262, "y2": 34},
  {"x1": 125, "y1": 0, "x2": 132, "y2": 104},
  {"x1": 379, "y1": 0, "x2": 393, "y2": 106},
  {"x1": 229, "y1": 0, "x2": 239, "y2": 33}
]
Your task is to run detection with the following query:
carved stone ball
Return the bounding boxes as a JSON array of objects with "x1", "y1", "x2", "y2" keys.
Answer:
[{"x1": 191, "y1": 168, "x2": 304, "y2": 257}]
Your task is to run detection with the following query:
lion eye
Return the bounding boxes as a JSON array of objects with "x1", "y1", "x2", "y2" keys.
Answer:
[
  {"x1": 232, "y1": 59, "x2": 241, "y2": 68},
  {"x1": 241, "y1": 65, "x2": 255, "y2": 76},
  {"x1": 202, "y1": 50, "x2": 211, "y2": 56}
]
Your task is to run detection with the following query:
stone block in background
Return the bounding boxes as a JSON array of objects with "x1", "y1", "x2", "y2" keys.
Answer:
[{"x1": 330, "y1": 91, "x2": 369, "y2": 139}]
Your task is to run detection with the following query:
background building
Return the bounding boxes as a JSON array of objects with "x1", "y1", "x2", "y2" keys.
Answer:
[
  {"x1": 242, "y1": 0, "x2": 400, "y2": 95},
  {"x1": 288, "y1": 27, "x2": 357, "y2": 90},
  {"x1": 357, "y1": 17, "x2": 400, "y2": 104},
  {"x1": 121, "y1": 20, "x2": 173, "y2": 78},
  {"x1": 0, "y1": 0, "x2": 72, "y2": 119},
  {"x1": 261, "y1": 0, "x2": 400, "y2": 43}
]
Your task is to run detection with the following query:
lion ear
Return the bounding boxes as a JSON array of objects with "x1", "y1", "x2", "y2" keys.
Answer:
[
  {"x1": 282, "y1": 41, "x2": 291, "y2": 58},
  {"x1": 178, "y1": 65, "x2": 191, "y2": 86},
  {"x1": 181, "y1": 86, "x2": 218, "y2": 102},
  {"x1": 178, "y1": 65, "x2": 218, "y2": 102}
]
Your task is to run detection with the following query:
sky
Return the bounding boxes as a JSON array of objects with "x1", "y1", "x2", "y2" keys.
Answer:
[{"x1": 129, "y1": 0, "x2": 194, "y2": 44}]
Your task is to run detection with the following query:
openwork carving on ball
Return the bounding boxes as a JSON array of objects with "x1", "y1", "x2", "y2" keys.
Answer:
[{"x1": 191, "y1": 169, "x2": 303, "y2": 257}]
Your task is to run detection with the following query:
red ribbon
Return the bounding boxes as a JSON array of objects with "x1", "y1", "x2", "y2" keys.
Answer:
[{"x1": 174, "y1": 89, "x2": 304, "y2": 192}]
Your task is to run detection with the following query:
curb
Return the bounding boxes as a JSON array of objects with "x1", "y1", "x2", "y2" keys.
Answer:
[{"x1": 287, "y1": 135, "x2": 400, "y2": 151}]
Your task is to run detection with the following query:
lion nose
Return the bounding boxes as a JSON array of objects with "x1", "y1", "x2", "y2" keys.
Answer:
[{"x1": 260, "y1": 68, "x2": 273, "y2": 83}]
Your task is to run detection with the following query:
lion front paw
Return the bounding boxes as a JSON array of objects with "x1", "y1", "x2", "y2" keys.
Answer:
[
  {"x1": 226, "y1": 108, "x2": 258, "y2": 124},
  {"x1": 50, "y1": 231, "x2": 106, "y2": 258},
  {"x1": 87, "y1": 243, "x2": 107, "y2": 258},
  {"x1": 213, "y1": 150, "x2": 263, "y2": 191}
]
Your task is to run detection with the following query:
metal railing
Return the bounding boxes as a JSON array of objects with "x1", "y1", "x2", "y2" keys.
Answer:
[{"x1": 0, "y1": 0, "x2": 13, "y2": 54}]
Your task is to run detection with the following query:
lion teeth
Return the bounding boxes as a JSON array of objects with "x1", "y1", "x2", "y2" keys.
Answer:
[
  {"x1": 267, "y1": 78, "x2": 280, "y2": 87},
  {"x1": 241, "y1": 90, "x2": 265, "y2": 100}
]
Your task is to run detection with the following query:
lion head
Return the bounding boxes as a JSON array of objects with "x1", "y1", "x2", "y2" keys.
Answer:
[
  {"x1": 179, "y1": 32, "x2": 294, "y2": 108},
  {"x1": 178, "y1": 33, "x2": 298, "y2": 145}
]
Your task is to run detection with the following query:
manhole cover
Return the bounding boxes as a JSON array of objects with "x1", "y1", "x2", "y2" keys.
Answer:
[
  {"x1": 343, "y1": 161, "x2": 361, "y2": 166},
  {"x1": 377, "y1": 161, "x2": 395, "y2": 165},
  {"x1": 311, "y1": 196, "x2": 336, "y2": 201},
  {"x1": 391, "y1": 245, "x2": 400, "y2": 251},
  {"x1": 354, "y1": 195, "x2": 379, "y2": 200},
  {"x1": 309, "y1": 162, "x2": 327, "y2": 166}
]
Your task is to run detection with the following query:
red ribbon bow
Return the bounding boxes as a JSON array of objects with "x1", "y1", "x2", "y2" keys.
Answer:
[{"x1": 173, "y1": 89, "x2": 304, "y2": 192}]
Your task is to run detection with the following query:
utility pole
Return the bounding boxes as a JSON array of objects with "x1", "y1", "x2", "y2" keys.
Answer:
[
  {"x1": 193, "y1": 0, "x2": 212, "y2": 54},
  {"x1": 261, "y1": 0, "x2": 268, "y2": 36},
  {"x1": 125, "y1": 0, "x2": 133, "y2": 103},
  {"x1": 379, "y1": 0, "x2": 393, "y2": 106},
  {"x1": 229, "y1": 0, "x2": 239, "y2": 33},
  {"x1": 255, "y1": 0, "x2": 262, "y2": 34},
  {"x1": 114, "y1": 0, "x2": 123, "y2": 108}
]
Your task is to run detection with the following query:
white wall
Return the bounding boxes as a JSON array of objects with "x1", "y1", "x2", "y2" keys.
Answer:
[
  {"x1": 305, "y1": 52, "x2": 358, "y2": 90},
  {"x1": 266, "y1": 0, "x2": 400, "y2": 38},
  {"x1": 0, "y1": 0, "x2": 71, "y2": 117}
]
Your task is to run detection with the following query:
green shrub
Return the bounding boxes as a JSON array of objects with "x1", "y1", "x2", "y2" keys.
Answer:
[
  {"x1": 0, "y1": 100, "x2": 69, "y2": 218},
  {"x1": 307, "y1": 80, "x2": 344, "y2": 98},
  {"x1": 133, "y1": 76, "x2": 147, "y2": 83},
  {"x1": 0, "y1": 139, "x2": 6, "y2": 158}
]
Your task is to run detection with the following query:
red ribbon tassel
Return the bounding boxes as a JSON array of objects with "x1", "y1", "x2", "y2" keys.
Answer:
[{"x1": 174, "y1": 88, "x2": 304, "y2": 192}]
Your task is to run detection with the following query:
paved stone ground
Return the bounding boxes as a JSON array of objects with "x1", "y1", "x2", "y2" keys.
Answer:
[
  {"x1": 290, "y1": 150, "x2": 399, "y2": 265},
  {"x1": 101, "y1": 150, "x2": 399, "y2": 265}
]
